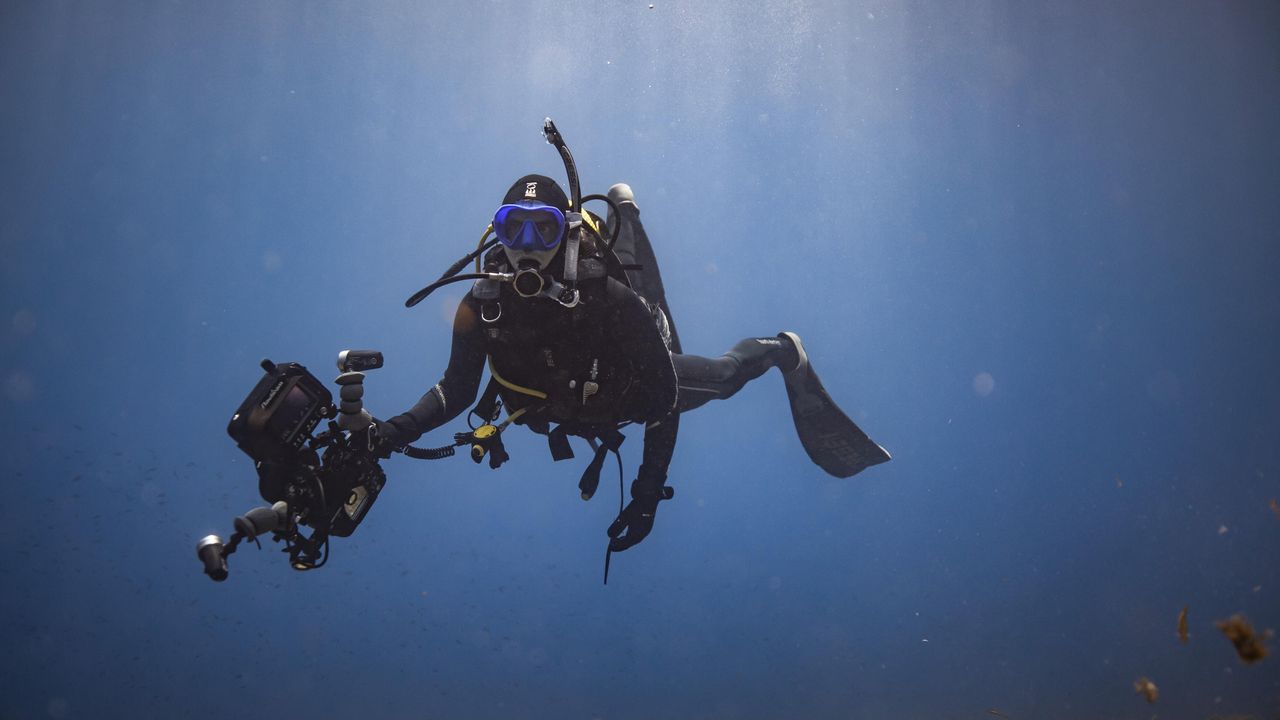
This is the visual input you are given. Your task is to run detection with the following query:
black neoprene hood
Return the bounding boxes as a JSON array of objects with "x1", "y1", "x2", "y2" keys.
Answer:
[{"x1": 502, "y1": 174, "x2": 570, "y2": 211}]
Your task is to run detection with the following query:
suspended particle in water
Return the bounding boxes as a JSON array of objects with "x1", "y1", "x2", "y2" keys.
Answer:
[
  {"x1": 262, "y1": 250, "x2": 283, "y2": 272},
  {"x1": 47, "y1": 698, "x2": 69, "y2": 719},
  {"x1": 1145, "y1": 370, "x2": 1181, "y2": 405},
  {"x1": 1215, "y1": 614, "x2": 1271, "y2": 664},
  {"x1": 1133, "y1": 676, "x2": 1158, "y2": 703},
  {"x1": 11, "y1": 308, "x2": 36, "y2": 335},
  {"x1": 3, "y1": 371, "x2": 35, "y2": 402}
]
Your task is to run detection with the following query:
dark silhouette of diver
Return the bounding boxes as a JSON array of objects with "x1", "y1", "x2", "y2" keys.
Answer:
[{"x1": 364, "y1": 171, "x2": 889, "y2": 560}]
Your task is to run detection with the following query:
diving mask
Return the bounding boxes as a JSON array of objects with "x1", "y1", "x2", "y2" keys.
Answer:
[{"x1": 493, "y1": 202, "x2": 566, "y2": 252}]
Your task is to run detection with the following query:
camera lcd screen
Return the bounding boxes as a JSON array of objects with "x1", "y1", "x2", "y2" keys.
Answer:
[{"x1": 266, "y1": 382, "x2": 320, "y2": 441}]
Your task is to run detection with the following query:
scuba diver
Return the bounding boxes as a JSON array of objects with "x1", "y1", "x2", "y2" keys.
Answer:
[{"x1": 359, "y1": 121, "x2": 889, "y2": 563}]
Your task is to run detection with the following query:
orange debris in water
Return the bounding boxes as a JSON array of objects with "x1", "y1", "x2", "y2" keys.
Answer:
[
  {"x1": 1215, "y1": 614, "x2": 1271, "y2": 664},
  {"x1": 1133, "y1": 677, "x2": 1158, "y2": 703}
]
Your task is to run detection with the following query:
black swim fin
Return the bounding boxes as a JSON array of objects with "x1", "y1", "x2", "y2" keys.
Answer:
[{"x1": 779, "y1": 332, "x2": 890, "y2": 478}]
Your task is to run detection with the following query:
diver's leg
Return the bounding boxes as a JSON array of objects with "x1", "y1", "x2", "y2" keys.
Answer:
[
  {"x1": 607, "y1": 183, "x2": 683, "y2": 354},
  {"x1": 671, "y1": 337, "x2": 798, "y2": 413},
  {"x1": 675, "y1": 333, "x2": 892, "y2": 478},
  {"x1": 606, "y1": 183, "x2": 648, "y2": 282}
]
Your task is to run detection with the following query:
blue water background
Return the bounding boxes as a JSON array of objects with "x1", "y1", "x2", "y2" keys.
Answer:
[{"x1": 2, "y1": 2, "x2": 1278, "y2": 718}]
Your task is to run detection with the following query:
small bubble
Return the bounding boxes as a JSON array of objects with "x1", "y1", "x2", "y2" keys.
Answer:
[
  {"x1": 139, "y1": 482, "x2": 163, "y2": 508},
  {"x1": 262, "y1": 251, "x2": 282, "y2": 272},
  {"x1": 1217, "y1": 525, "x2": 1228, "y2": 535},
  {"x1": 12, "y1": 308, "x2": 37, "y2": 335},
  {"x1": 438, "y1": 297, "x2": 458, "y2": 326},
  {"x1": 973, "y1": 372, "x2": 995, "y2": 397},
  {"x1": 4, "y1": 371, "x2": 35, "y2": 402},
  {"x1": 1146, "y1": 370, "x2": 1181, "y2": 405}
]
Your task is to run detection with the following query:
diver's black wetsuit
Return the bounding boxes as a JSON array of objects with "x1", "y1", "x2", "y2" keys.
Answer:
[
  {"x1": 381, "y1": 281, "x2": 793, "y2": 480},
  {"x1": 380, "y1": 205, "x2": 795, "y2": 487},
  {"x1": 382, "y1": 273, "x2": 679, "y2": 451}
]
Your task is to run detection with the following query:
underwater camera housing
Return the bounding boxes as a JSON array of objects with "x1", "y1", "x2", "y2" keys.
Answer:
[
  {"x1": 227, "y1": 359, "x2": 333, "y2": 464},
  {"x1": 199, "y1": 356, "x2": 388, "y2": 581}
]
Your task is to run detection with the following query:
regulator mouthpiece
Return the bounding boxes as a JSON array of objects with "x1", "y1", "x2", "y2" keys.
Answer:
[{"x1": 513, "y1": 268, "x2": 546, "y2": 298}]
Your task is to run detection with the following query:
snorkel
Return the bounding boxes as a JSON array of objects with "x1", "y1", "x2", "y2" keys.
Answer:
[
  {"x1": 405, "y1": 118, "x2": 624, "y2": 310},
  {"x1": 542, "y1": 118, "x2": 581, "y2": 215}
]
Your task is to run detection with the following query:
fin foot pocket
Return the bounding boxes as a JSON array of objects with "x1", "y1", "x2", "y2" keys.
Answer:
[{"x1": 607, "y1": 183, "x2": 636, "y2": 208}]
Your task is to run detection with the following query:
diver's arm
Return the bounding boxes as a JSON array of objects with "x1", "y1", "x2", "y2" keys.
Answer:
[
  {"x1": 640, "y1": 414, "x2": 677, "y2": 482},
  {"x1": 597, "y1": 280, "x2": 681, "y2": 552},
  {"x1": 605, "y1": 277, "x2": 678, "y2": 479},
  {"x1": 381, "y1": 296, "x2": 486, "y2": 446},
  {"x1": 608, "y1": 409, "x2": 678, "y2": 552}
]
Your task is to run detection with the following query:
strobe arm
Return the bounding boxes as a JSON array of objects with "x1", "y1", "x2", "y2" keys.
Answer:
[
  {"x1": 195, "y1": 501, "x2": 289, "y2": 582},
  {"x1": 234, "y1": 501, "x2": 289, "y2": 541}
]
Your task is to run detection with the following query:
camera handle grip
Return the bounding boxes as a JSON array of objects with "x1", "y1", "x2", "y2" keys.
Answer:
[{"x1": 334, "y1": 371, "x2": 372, "y2": 432}]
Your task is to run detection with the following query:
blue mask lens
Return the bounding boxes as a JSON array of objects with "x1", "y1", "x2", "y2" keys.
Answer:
[{"x1": 493, "y1": 203, "x2": 566, "y2": 251}]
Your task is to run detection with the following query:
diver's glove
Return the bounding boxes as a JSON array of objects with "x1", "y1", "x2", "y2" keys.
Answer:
[
  {"x1": 606, "y1": 466, "x2": 674, "y2": 552},
  {"x1": 337, "y1": 408, "x2": 374, "y2": 433}
]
